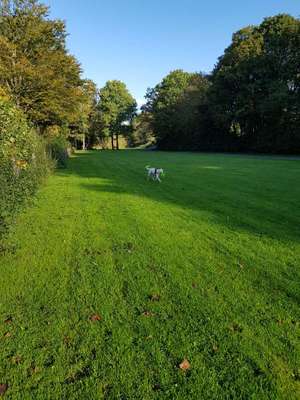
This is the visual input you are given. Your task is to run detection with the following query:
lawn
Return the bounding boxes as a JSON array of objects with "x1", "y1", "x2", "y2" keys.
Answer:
[{"x1": 0, "y1": 150, "x2": 299, "y2": 399}]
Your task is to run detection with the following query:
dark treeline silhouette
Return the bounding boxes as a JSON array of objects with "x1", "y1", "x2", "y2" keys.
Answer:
[{"x1": 143, "y1": 14, "x2": 300, "y2": 154}]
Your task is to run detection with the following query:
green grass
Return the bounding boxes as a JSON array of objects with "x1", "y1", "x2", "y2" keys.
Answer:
[{"x1": 0, "y1": 150, "x2": 299, "y2": 399}]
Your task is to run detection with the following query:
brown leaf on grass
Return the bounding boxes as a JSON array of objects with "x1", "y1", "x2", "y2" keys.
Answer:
[
  {"x1": 27, "y1": 363, "x2": 39, "y2": 376},
  {"x1": 192, "y1": 282, "x2": 197, "y2": 289},
  {"x1": 179, "y1": 359, "x2": 191, "y2": 371},
  {"x1": 63, "y1": 335, "x2": 72, "y2": 346},
  {"x1": 3, "y1": 332, "x2": 11, "y2": 338},
  {"x1": 150, "y1": 294, "x2": 160, "y2": 302},
  {"x1": 0, "y1": 384, "x2": 8, "y2": 396},
  {"x1": 4, "y1": 317, "x2": 12, "y2": 324},
  {"x1": 11, "y1": 355, "x2": 22, "y2": 365},
  {"x1": 212, "y1": 344, "x2": 219, "y2": 353},
  {"x1": 229, "y1": 323, "x2": 243, "y2": 333},
  {"x1": 147, "y1": 265, "x2": 158, "y2": 273},
  {"x1": 142, "y1": 311, "x2": 155, "y2": 317},
  {"x1": 90, "y1": 314, "x2": 102, "y2": 322}
]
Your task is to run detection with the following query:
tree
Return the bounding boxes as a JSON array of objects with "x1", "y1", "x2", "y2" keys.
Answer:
[
  {"x1": 130, "y1": 112, "x2": 154, "y2": 147},
  {"x1": 143, "y1": 70, "x2": 193, "y2": 148},
  {"x1": 210, "y1": 14, "x2": 300, "y2": 153},
  {"x1": 172, "y1": 73, "x2": 211, "y2": 149},
  {"x1": 0, "y1": 0, "x2": 86, "y2": 132},
  {"x1": 69, "y1": 79, "x2": 98, "y2": 149},
  {"x1": 143, "y1": 70, "x2": 210, "y2": 149},
  {"x1": 142, "y1": 15, "x2": 300, "y2": 154},
  {"x1": 97, "y1": 80, "x2": 136, "y2": 149}
]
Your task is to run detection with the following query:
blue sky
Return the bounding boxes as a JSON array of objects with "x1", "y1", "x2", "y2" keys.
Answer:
[{"x1": 47, "y1": 0, "x2": 299, "y2": 106}]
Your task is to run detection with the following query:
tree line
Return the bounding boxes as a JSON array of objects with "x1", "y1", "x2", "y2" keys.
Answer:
[
  {"x1": 143, "y1": 14, "x2": 300, "y2": 154},
  {"x1": 0, "y1": 0, "x2": 137, "y2": 151},
  {"x1": 0, "y1": 2, "x2": 299, "y2": 154}
]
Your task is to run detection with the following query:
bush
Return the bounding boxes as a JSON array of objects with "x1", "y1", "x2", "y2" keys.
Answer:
[
  {"x1": 46, "y1": 135, "x2": 70, "y2": 168},
  {"x1": 0, "y1": 98, "x2": 53, "y2": 236}
]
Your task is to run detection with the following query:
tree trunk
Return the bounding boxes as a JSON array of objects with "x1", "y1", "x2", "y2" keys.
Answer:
[
  {"x1": 116, "y1": 133, "x2": 119, "y2": 150},
  {"x1": 82, "y1": 134, "x2": 86, "y2": 150},
  {"x1": 111, "y1": 134, "x2": 114, "y2": 150}
]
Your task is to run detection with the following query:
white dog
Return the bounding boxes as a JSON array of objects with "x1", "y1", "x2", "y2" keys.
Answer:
[{"x1": 145, "y1": 166, "x2": 164, "y2": 182}]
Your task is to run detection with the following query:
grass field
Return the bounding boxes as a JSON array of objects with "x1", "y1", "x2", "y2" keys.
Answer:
[{"x1": 0, "y1": 150, "x2": 299, "y2": 399}]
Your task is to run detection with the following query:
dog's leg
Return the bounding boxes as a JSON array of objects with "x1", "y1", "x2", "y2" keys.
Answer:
[{"x1": 154, "y1": 172, "x2": 160, "y2": 182}]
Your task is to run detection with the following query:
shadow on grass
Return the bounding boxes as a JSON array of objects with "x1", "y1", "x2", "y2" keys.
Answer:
[{"x1": 58, "y1": 150, "x2": 300, "y2": 246}]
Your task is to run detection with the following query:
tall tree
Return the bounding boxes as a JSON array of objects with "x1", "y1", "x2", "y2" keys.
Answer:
[
  {"x1": 97, "y1": 80, "x2": 136, "y2": 149},
  {"x1": 144, "y1": 70, "x2": 210, "y2": 149},
  {"x1": 0, "y1": 0, "x2": 86, "y2": 132},
  {"x1": 130, "y1": 111, "x2": 154, "y2": 147},
  {"x1": 70, "y1": 79, "x2": 98, "y2": 149},
  {"x1": 210, "y1": 14, "x2": 300, "y2": 153}
]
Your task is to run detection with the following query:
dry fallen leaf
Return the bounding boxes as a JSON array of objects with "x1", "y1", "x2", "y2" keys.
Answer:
[
  {"x1": 28, "y1": 363, "x2": 39, "y2": 375},
  {"x1": 4, "y1": 317, "x2": 12, "y2": 324},
  {"x1": 90, "y1": 314, "x2": 102, "y2": 322},
  {"x1": 212, "y1": 344, "x2": 219, "y2": 353},
  {"x1": 150, "y1": 294, "x2": 160, "y2": 302},
  {"x1": 142, "y1": 311, "x2": 155, "y2": 317},
  {"x1": 3, "y1": 332, "x2": 11, "y2": 338},
  {"x1": 63, "y1": 335, "x2": 71, "y2": 346},
  {"x1": 179, "y1": 359, "x2": 191, "y2": 371},
  {"x1": 0, "y1": 384, "x2": 8, "y2": 396},
  {"x1": 229, "y1": 323, "x2": 242, "y2": 333},
  {"x1": 11, "y1": 355, "x2": 22, "y2": 365}
]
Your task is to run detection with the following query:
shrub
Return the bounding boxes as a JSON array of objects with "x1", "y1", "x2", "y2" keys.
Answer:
[
  {"x1": 46, "y1": 135, "x2": 70, "y2": 168},
  {"x1": 0, "y1": 98, "x2": 53, "y2": 236}
]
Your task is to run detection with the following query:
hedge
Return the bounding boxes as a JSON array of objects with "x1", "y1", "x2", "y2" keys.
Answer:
[
  {"x1": 0, "y1": 98, "x2": 53, "y2": 237},
  {"x1": 46, "y1": 135, "x2": 70, "y2": 168}
]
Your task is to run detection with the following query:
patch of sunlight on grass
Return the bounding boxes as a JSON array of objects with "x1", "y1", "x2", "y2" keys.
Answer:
[{"x1": 201, "y1": 166, "x2": 222, "y2": 170}]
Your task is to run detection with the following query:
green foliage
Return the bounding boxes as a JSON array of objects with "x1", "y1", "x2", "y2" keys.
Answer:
[
  {"x1": 210, "y1": 14, "x2": 300, "y2": 153},
  {"x1": 46, "y1": 135, "x2": 70, "y2": 168},
  {"x1": 143, "y1": 15, "x2": 300, "y2": 154},
  {"x1": 68, "y1": 79, "x2": 99, "y2": 149},
  {"x1": 0, "y1": 150, "x2": 299, "y2": 398},
  {"x1": 0, "y1": 0, "x2": 92, "y2": 236},
  {"x1": 129, "y1": 112, "x2": 154, "y2": 147},
  {"x1": 96, "y1": 80, "x2": 137, "y2": 149},
  {"x1": 0, "y1": 97, "x2": 52, "y2": 235},
  {"x1": 0, "y1": 0, "x2": 87, "y2": 132},
  {"x1": 143, "y1": 70, "x2": 210, "y2": 149}
]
